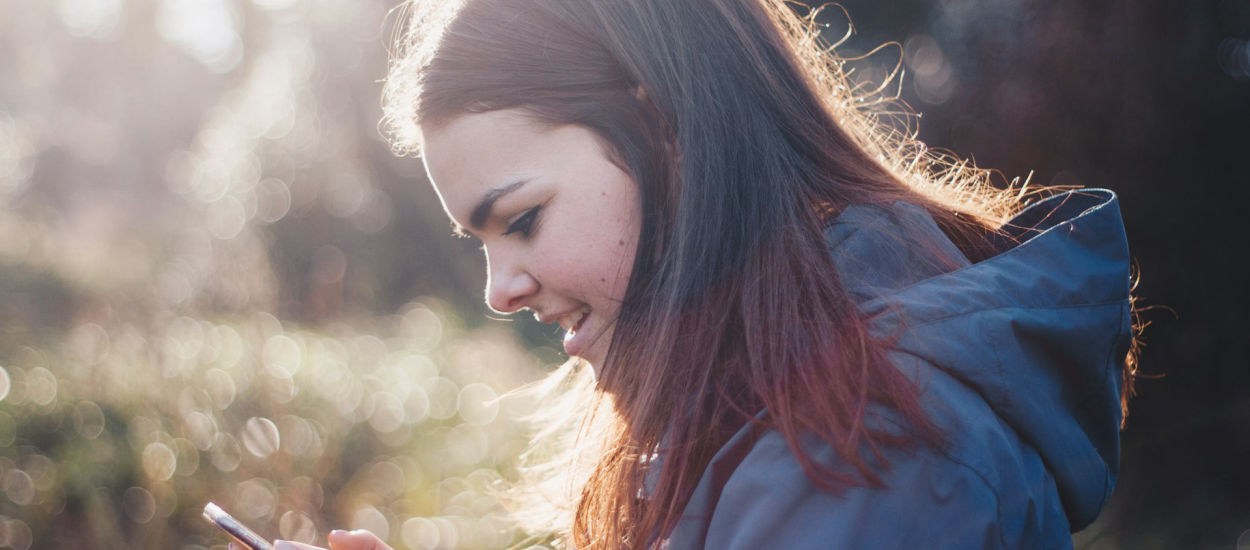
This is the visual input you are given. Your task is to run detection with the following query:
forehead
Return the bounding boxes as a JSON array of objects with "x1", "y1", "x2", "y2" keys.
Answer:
[
  {"x1": 421, "y1": 109, "x2": 622, "y2": 224},
  {"x1": 421, "y1": 110, "x2": 542, "y2": 213}
]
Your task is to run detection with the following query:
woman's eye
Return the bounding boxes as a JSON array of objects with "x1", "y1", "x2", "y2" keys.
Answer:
[{"x1": 503, "y1": 206, "x2": 541, "y2": 238}]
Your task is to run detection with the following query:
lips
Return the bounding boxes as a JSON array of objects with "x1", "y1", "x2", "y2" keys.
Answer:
[
  {"x1": 559, "y1": 309, "x2": 590, "y2": 356},
  {"x1": 557, "y1": 310, "x2": 586, "y2": 332},
  {"x1": 534, "y1": 307, "x2": 594, "y2": 358}
]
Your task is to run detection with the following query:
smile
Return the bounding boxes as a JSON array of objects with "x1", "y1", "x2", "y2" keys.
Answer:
[
  {"x1": 558, "y1": 310, "x2": 587, "y2": 334},
  {"x1": 556, "y1": 308, "x2": 592, "y2": 358}
]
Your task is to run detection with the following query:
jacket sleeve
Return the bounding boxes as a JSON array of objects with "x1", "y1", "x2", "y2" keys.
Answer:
[{"x1": 698, "y1": 430, "x2": 1010, "y2": 550}]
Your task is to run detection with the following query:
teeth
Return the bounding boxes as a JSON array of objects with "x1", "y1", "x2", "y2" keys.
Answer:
[{"x1": 559, "y1": 311, "x2": 586, "y2": 333}]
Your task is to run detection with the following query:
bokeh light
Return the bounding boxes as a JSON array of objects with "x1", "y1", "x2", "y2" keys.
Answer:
[
  {"x1": 279, "y1": 509, "x2": 318, "y2": 543},
  {"x1": 456, "y1": 384, "x2": 499, "y2": 427},
  {"x1": 0, "y1": 516, "x2": 34, "y2": 550},
  {"x1": 241, "y1": 417, "x2": 280, "y2": 458},
  {"x1": 0, "y1": 367, "x2": 10, "y2": 402},
  {"x1": 56, "y1": 0, "x2": 123, "y2": 39},
  {"x1": 123, "y1": 486, "x2": 156, "y2": 524},
  {"x1": 155, "y1": 0, "x2": 244, "y2": 73},
  {"x1": 142, "y1": 441, "x2": 177, "y2": 481},
  {"x1": 0, "y1": 293, "x2": 549, "y2": 546}
]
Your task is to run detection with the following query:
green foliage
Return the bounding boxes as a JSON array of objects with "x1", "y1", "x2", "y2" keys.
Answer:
[{"x1": 0, "y1": 303, "x2": 549, "y2": 549}]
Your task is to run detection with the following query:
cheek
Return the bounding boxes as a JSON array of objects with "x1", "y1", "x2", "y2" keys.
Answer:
[
  {"x1": 601, "y1": 210, "x2": 639, "y2": 303},
  {"x1": 568, "y1": 239, "x2": 630, "y2": 299},
  {"x1": 558, "y1": 171, "x2": 639, "y2": 303},
  {"x1": 598, "y1": 251, "x2": 632, "y2": 304},
  {"x1": 559, "y1": 215, "x2": 635, "y2": 303}
]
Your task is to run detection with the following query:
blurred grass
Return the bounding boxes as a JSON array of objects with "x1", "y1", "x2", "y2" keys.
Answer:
[{"x1": 0, "y1": 302, "x2": 552, "y2": 549}]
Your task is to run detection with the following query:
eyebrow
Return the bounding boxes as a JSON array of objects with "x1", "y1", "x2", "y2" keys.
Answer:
[{"x1": 467, "y1": 179, "x2": 528, "y2": 231}]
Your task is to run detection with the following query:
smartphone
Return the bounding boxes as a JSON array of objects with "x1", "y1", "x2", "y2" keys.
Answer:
[{"x1": 202, "y1": 502, "x2": 273, "y2": 550}]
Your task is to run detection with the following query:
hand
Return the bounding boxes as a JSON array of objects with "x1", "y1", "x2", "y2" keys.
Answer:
[{"x1": 227, "y1": 529, "x2": 393, "y2": 550}]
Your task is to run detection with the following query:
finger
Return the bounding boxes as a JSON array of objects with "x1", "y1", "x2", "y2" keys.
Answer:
[
  {"x1": 273, "y1": 541, "x2": 327, "y2": 550},
  {"x1": 326, "y1": 529, "x2": 394, "y2": 550}
]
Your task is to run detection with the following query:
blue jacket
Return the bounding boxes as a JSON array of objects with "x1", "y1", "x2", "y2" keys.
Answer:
[{"x1": 664, "y1": 189, "x2": 1132, "y2": 549}]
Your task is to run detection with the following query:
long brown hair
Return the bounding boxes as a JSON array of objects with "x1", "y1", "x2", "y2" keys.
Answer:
[{"x1": 383, "y1": 1, "x2": 1134, "y2": 547}]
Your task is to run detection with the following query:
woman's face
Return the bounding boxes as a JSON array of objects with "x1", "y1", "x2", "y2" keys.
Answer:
[{"x1": 422, "y1": 109, "x2": 641, "y2": 370}]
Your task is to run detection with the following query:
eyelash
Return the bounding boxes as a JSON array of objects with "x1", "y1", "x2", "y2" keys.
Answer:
[{"x1": 503, "y1": 206, "x2": 542, "y2": 238}]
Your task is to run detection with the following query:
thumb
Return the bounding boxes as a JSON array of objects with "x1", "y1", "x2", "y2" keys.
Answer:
[{"x1": 326, "y1": 529, "x2": 393, "y2": 550}]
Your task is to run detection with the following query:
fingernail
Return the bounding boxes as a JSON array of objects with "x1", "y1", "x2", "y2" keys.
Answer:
[
  {"x1": 273, "y1": 541, "x2": 294, "y2": 550},
  {"x1": 329, "y1": 529, "x2": 347, "y2": 537}
]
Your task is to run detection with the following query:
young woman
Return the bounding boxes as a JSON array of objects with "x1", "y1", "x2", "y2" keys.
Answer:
[{"x1": 269, "y1": 0, "x2": 1138, "y2": 548}]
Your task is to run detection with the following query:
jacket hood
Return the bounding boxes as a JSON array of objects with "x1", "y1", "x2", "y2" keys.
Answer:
[{"x1": 824, "y1": 189, "x2": 1132, "y2": 530}]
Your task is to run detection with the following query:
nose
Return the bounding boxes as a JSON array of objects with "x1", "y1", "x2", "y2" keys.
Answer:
[{"x1": 484, "y1": 250, "x2": 539, "y2": 314}]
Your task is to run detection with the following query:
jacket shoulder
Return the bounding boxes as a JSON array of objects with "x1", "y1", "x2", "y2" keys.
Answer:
[
  {"x1": 700, "y1": 428, "x2": 1008, "y2": 549},
  {"x1": 675, "y1": 417, "x2": 1070, "y2": 549},
  {"x1": 668, "y1": 357, "x2": 1073, "y2": 550}
]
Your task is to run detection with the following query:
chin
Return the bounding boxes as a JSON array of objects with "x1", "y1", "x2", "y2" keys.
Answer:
[
  {"x1": 576, "y1": 345, "x2": 607, "y2": 375},
  {"x1": 569, "y1": 327, "x2": 612, "y2": 371},
  {"x1": 577, "y1": 352, "x2": 602, "y2": 371}
]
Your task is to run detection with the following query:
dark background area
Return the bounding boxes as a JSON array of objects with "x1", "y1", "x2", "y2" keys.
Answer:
[{"x1": 834, "y1": 0, "x2": 1250, "y2": 546}]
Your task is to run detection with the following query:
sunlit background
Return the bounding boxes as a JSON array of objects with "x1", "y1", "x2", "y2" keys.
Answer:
[{"x1": 1, "y1": 0, "x2": 1247, "y2": 549}]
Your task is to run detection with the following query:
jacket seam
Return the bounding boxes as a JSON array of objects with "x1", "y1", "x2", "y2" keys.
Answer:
[{"x1": 889, "y1": 190, "x2": 1116, "y2": 289}]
